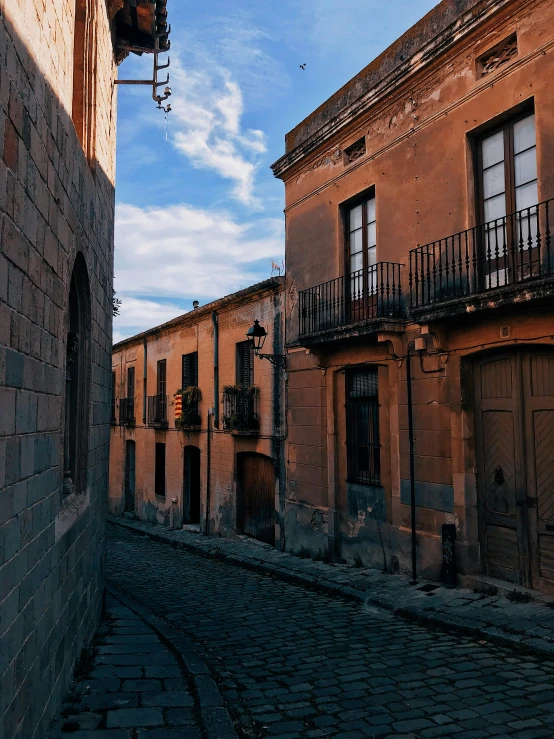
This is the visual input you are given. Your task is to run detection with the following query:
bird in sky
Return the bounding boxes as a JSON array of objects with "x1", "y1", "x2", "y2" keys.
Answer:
[{"x1": 299, "y1": 63, "x2": 306, "y2": 70}]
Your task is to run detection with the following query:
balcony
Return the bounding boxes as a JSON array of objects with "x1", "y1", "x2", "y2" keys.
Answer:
[
  {"x1": 409, "y1": 199, "x2": 554, "y2": 321},
  {"x1": 147, "y1": 395, "x2": 168, "y2": 428},
  {"x1": 298, "y1": 262, "x2": 404, "y2": 344},
  {"x1": 222, "y1": 386, "x2": 259, "y2": 435},
  {"x1": 119, "y1": 397, "x2": 135, "y2": 426}
]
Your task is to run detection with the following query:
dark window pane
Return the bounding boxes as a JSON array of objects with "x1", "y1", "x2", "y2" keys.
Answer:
[
  {"x1": 155, "y1": 442, "x2": 166, "y2": 498},
  {"x1": 346, "y1": 367, "x2": 380, "y2": 485}
]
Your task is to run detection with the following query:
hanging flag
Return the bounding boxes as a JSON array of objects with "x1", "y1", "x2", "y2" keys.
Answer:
[{"x1": 174, "y1": 393, "x2": 182, "y2": 421}]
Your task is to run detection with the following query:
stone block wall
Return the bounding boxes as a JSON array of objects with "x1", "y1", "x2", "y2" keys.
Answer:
[{"x1": 0, "y1": 0, "x2": 117, "y2": 736}]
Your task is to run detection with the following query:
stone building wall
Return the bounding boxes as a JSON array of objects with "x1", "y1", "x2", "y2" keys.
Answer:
[{"x1": 0, "y1": 0, "x2": 117, "y2": 735}]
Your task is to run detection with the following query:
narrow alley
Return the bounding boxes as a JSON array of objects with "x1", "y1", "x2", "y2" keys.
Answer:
[{"x1": 105, "y1": 524, "x2": 554, "y2": 739}]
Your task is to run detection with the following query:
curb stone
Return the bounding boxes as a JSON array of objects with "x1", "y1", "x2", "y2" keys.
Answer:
[
  {"x1": 108, "y1": 517, "x2": 554, "y2": 661},
  {"x1": 106, "y1": 584, "x2": 239, "y2": 739}
]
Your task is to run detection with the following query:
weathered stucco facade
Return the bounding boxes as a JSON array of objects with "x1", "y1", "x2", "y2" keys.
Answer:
[
  {"x1": 272, "y1": 0, "x2": 554, "y2": 591},
  {"x1": 109, "y1": 279, "x2": 286, "y2": 547},
  {"x1": 0, "y1": 0, "x2": 169, "y2": 736}
]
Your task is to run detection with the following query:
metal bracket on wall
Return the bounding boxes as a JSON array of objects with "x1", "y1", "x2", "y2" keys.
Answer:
[
  {"x1": 114, "y1": 30, "x2": 172, "y2": 111},
  {"x1": 258, "y1": 353, "x2": 287, "y2": 369}
]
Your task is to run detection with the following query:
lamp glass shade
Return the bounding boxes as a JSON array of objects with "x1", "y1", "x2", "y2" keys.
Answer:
[{"x1": 246, "y1": 320, "x2": 267, "y2": 353}]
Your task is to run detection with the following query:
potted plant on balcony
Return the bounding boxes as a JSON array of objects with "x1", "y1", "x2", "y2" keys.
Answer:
[
  {"x1": 174, "y1": 386, "x2": 202, "y2": 430},
  {"x1": 222, "y1": 384, "x2": 259, "y2": 433}
]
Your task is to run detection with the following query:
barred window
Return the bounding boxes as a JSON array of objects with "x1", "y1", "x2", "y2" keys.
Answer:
[{"x1": 346, "y1": 368, "x2": 381, "y2": 485}]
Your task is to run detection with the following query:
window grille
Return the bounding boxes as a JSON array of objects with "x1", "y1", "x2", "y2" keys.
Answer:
[{"x1": 346, "y1": 368, "x2": 381, "y2": 486}]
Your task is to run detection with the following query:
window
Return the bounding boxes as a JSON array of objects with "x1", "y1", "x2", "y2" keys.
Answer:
[
  {"x1": 127, "y1": 366, "x2": 135, "y2": 399},
  {"x1": 155, "y1": 443, "x2": 166, "y2": 499},
  {"x1": 157, "y1": 359, "x2": 167, "y2": 397},
  {"x1": 182, "y1": 352, "x2": 198, "y2": 389},
  {"x1": 63, "y1": 253, "x2": 91, "y2": 495},
  {"x1": 346, "y1": 368, "x2": 381, "y2": 486},
  {"x1": 236, "y1": 341, "x2": 254, "y2": 387},
  {"x1": 72, "y1": 0, "x2": 96, "y2": 161},
  {"x1": 111, "y1": 372, "x2": 116, "y2": 423},
  {"x1": 477, "y1": 111, "x2": 537, "y2": 285},
  {"x1": 347, "y1": 195, "x2": 377, "y2": 302}
]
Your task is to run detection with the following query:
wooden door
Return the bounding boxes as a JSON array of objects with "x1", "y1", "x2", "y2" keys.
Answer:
[
  {"x1": 124, "y1": 440, "x2": 135, "y2": 513},
  {"x1": 183, "y1": 446, "x2": 201, "y2": 525},
  {"x1": 523, "y1": 352, "x2": 554, "y2": 592},
  {"x1": 474, "y1": 348, "x2": 554, "y2": 591},
  {"x1": 474, "y1": 353, "x2": 526, "y2": 583},
  {"x1": 238, "y1": 453, "x2": 275, "y2": 545}
]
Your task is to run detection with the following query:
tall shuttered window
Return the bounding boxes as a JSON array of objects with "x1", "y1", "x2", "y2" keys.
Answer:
[
  {"x1": 236, "y1": 341, "x2": 254, "y2": 388},
  {"x1": 346, "y1": 368, "x2": 381, "y2": 486},
  {"x1": 157, "y1": 359, "x2": 166, "y2": 397},
  {"x1": 182, "y1": 352, "x2": 198, "y2": 389},
  {"x1": 127, "y1": 366, "x2": 135, "y2": 399}
]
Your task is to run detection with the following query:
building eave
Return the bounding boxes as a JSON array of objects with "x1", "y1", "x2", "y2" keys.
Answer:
[{"x1": 113, "y1": 277, "x2": 285, "y2": 351}]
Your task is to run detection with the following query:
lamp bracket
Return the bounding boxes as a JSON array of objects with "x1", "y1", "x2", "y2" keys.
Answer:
[{"x1": 258, "y1": 353, "x2": 286, "y2": 369}]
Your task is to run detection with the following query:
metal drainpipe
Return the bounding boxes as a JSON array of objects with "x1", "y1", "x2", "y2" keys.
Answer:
[
  {"x1": 406, "y1": 341, "x2": 417, "y2": 584},
  {"x1": 212, "y1": 311, "x2": 219, "y2": 428},
  {"x1": 142, "y1": 337, "x2": 147, "y2": 424},
  {"x1": 205, "y1": 409, "x2": 212, "y2": 535}
]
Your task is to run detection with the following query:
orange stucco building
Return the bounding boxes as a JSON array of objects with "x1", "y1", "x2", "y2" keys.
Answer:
[
  {"x1": 109, "y1": 278, "x2": 285, "y2": 544},
  {"x1": 272, "y1": 0, "x2": 554, "y2": 591}
]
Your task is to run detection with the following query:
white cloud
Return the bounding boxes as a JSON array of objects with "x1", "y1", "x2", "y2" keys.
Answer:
[
  {"x1": 114, "y1": 201, "x2": 283, "y2": 303},
  {"x1": 113, "y1": 297, "x2": 185, "y2": 343},
  {"x1": 169, "y1": 62, "x2": 267, "y2": 207}
]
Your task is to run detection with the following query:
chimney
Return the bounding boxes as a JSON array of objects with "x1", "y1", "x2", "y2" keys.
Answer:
[{"x1": 193, "y1": 300, "x2": 199, "y2": 309}]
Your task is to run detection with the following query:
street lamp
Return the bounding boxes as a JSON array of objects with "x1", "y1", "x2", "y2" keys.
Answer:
[{"x1": 246, "y1": 320, "x2": 286, "y2": 369}]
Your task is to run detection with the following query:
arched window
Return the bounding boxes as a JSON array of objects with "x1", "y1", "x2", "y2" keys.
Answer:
[{"x1": 63, "y1": 253, "x2": 91, "y2": 495}]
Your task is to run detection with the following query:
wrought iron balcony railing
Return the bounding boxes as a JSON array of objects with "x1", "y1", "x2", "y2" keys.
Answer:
[
  {"x1": 298, "y1": 261, "x2": 404, "y2": 338},
  {"x1": 222, "y1": 386, "x2": 259, "y2": 434},
  {"x1": 147, "y1": 395, "x2": 168, "y2": 427},
  {"x1": 119, "y1": 397, "x2": 135, "y2": 426},
  {"x1": 409, "y1": 199, "x2": 553, "y2": 310}
]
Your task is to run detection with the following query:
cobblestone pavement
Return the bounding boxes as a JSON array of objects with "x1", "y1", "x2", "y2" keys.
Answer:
[
  {"x1": 109, "y1": 516, "x2": 554, "y2": 658},
  {"x1": 107, "y1": 524, "x2": 554, "y2": 739},
  {"x1": 47, "y1": 594, "x2": 202, "y2": 739}
]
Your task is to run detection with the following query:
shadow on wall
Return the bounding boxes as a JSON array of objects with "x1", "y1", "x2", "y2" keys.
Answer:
[{"x1": 1, "y1": 8, "x2": 115, "y2": 739}]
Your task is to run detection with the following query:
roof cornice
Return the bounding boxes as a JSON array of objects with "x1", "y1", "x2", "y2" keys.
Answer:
[
  {"x1": 271, "y1": 0, "x2": 516, "y2": 180},
  {"x1": 113, "y1": 276, "x2": 285, "y2": 351}
]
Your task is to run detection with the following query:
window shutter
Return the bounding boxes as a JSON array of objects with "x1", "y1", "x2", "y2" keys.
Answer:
[
  {"x1": 237, "y1": 342, "x2": 254, "y2": 387},
  {"x1": 182, "y1": 352, "x2": 198, "y2": 389},
  {"x1": 127, "y1": 366, "x2": 135, "y2": 398}
]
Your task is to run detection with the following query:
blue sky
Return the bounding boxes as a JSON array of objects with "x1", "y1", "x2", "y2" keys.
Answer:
[{"x1": 113, "y1": 0, "x2": 438, "y2": 343}]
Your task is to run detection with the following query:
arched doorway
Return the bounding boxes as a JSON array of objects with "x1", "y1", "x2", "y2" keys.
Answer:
[
  {"x1": 124, "y1": 440, "x2": 136, "y2": 513},
  {"x1": 473, "y1": 347, "x2": 554, "y2": 592},
  {"x1": 183, "y1": 446, "x2": 201, "y2": 525},
  {"x1": 63, "y1": 253, "x2": 91, "y2": 496},
  {"x1": 237, "y1": 452, "x2": 275, "y2": 545}
]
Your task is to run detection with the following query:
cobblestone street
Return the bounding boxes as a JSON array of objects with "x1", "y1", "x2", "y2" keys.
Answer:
[{"x1": 106, "y1": 524, "x2": 554, "y2": 739}]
